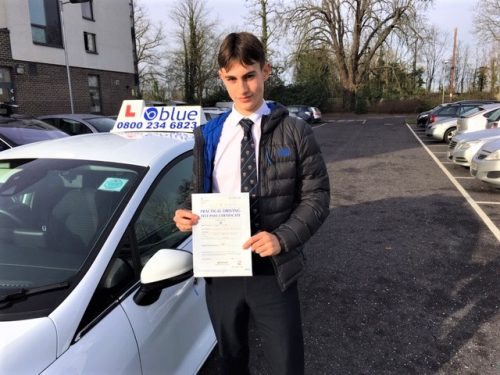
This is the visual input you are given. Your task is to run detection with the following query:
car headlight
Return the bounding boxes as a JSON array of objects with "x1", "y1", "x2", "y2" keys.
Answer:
[
  {"x1": 458, "y1": 140, "x2": 480, "y2": 150},
  {"x1": 485, "y1": 150, "x2": 500, "y2": 160}
]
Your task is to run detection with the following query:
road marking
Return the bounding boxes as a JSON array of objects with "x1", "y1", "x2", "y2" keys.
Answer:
[
  {"x1": 433, "y1": 151, "x2": 448, "y2": 154},
  {"x1": 454, "y1": 176, "x2": 475, "y2": 179},
  {"x1": 476, "y1": 201, "x2": 500, "y2": 205},
  {"x1": 406, "y1": 123, "x2": 500, "y2": 242}
]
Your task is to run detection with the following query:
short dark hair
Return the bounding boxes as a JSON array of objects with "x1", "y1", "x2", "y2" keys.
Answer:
[{"x1": 218, "y1": 32, "x2": 266, "y2": 70}]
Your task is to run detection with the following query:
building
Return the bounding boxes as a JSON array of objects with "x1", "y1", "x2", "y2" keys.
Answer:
[{"x1": 0, "y1": 0, "x2": 138, "y2": 116}]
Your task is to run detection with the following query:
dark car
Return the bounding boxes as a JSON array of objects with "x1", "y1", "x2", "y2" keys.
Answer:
[
  {"x1": 417, "y1": 104, "x2": 448, "y2": 127},
  {"x1": 0, "y1": 114, "x2": 68, "y2": 151},
  {"x1": 286, "y1": 105, "x2": 314, "y2": 123},
  {"x1": 38, "y1": 114, "x2": 116, "y2": 136}
]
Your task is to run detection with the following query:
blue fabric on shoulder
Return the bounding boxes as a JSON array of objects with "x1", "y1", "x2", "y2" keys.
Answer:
[{"x1": 201, "y1": 110, "x2": 231, "y2": 193}]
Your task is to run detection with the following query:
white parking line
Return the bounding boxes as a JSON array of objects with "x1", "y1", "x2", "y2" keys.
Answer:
[
  {"x1": 476, "y1": 201, "x2": 500, "y2": 205},
  {"x1": 406, "y1": 123, "x2": 500, "y2": 242},
  {"x1": 454, "y1": 176, "x2": 475, "y2": 179},
  {"x1": 433, "y1": 151, "x2": 448, "y2": 154}
]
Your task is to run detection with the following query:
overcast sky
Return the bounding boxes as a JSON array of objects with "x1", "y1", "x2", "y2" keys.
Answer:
[{"x1": 141, "y1": 0, "x2": 476, "y2": 58}]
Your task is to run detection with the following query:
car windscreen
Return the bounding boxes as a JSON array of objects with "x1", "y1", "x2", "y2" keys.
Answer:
[
  {"x1": 84, "y1": 117, "x2": 116, "y2": 132},
  {"x1": 0, "y1": 118, "x2": 68, "y2": 146},
  {"x1": 488, "y1": 108, "x2": 500, "y2": 122},
  {"x1": 461, "y1": 107, "x2": 483, "y2": 118},
  {"x1": 0, "y1": 158, "x2": 144, "y2": 302}
]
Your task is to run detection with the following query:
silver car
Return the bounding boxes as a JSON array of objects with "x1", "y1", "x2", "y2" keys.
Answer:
[
  {"x1": 448, "y1": 128, "x2": 500, "y2": 167},
  {"x1": 426, "y1": 117, "x2": 459, "y2": 143},
  {"x1": 486, "y1": 108, "x2": 500, "y2": 129},
  {"x1": 456, "y1": 103, "x2": 500, "y2": 135},
  {"x1": 470, "y1": 138, "x2": 500, "y2": 187}
]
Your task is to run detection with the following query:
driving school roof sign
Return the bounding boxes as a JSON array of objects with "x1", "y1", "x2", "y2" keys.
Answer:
[{"x1": 112, "y1": 100, "x2": 202, "y2": 133}]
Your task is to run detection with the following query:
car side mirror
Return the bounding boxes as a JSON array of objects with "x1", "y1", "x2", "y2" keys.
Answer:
[{"x1": 133, "y1": 249, "x2": 193, "y2": 306}]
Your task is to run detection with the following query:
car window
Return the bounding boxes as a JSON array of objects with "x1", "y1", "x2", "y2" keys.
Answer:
[
  {"x1": 0, "y1": 138, "x2": 10, "y2": 151},
  {"x1": 459, "y1": 105, "x2": 478, "y2": 115},
  {"x1": 488, "y1": 108, "x2": 500, "y2": 122},
  {"x1": 134, "y1": 153, "x2": 193, "y2": 265},
  {"x1": 462, "y1": 107, "x2": 482, "y2": 117},
  {"x1": 58, "y1": 119, "x2": 93, "y2": 135},
  {"x1": 0, "y1": 159, "x2": 143, "y2": 307},
  {"x1": 77, "y1": 152, "x2": 193, "y2": 334},
  {"x1": 85, "y1": 117, "x2": 116, "y2": 132},
  {"x1": 436, "y1": 106, "x2": 458, "y2": 116}
]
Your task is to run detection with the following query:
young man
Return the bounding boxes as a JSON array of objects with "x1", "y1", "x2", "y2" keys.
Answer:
[{"x1": 173, "y1": 32, "x2": 330, "y2": 374}]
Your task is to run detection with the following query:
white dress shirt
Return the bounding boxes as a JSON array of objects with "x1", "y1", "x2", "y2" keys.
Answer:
[{"x1": 212, "y1": 101, "x2": 271, "y2": 193}]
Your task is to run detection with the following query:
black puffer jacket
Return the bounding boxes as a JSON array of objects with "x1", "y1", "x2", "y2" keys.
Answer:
[{"x1": 191, "y1": 103, "x2": 330, "y2": 291}]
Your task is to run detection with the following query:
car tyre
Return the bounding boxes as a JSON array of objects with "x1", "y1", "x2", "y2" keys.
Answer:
[{"x1": 444, "y1": 127, "x2": 456, "y2": 144}]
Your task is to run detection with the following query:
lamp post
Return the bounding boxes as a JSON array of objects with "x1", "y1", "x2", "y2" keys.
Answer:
[
  {"x1": 59, "y1": 0, "x2": 89, "y2": 114},
  {"x1": 441, "y1": 60, "x2": 450, "y2": 104}
]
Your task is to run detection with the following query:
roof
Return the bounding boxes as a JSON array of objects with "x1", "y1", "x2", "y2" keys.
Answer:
[
  {"x1": 38, "y1": 114, "x2": 108, "y2": 120},
  {"x1": 0, "y1": 132, "x2": 194, "y2": 167}
]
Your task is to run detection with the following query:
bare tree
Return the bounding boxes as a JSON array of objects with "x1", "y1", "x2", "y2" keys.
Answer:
[
  {"x1": 473, "y1": 0, "x2": 500, "y2": 43},
  {"x1": 133, "y1": 0, "x2": 165, "y2": 92},
  {"x1": 244, "y1": 0, "x2": 282, "y2": 58},
  {"x1": 419, "y1": 26, "x2": 449, "y2": 92},
  {"x1": 170, "y1": 0, "x2": 219, "y2": 104},
  {"x1": 286, "y1": 0, "x2": 430, "y2": 110}
]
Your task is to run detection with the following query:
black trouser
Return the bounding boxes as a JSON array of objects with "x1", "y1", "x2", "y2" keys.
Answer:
[{"x1": 205, "y1": 276, "x2": 304, "y2": 375}]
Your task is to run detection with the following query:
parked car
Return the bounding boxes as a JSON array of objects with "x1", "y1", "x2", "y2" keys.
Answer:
[
  {"x1": 456, "y1": 103, "x2": 500, "y2": 135},
  {"x1": 470, "y1": 138, "x2": 500, "y2": 188},
  {"x1": 425, "y1": 117, "x2": 460, "y2": 143},
  {"x1": 426, "y1": 102, "x2": 500, "y2": 143},
  {"x1": 286, "y1": 105, "x2": 314, "y2": 123},
  {"x1": 417, "y1": 103, "x2": 447, "y2": 127},
  {"x1": 203, "y1": 107, "x2": 228, "y2": 121},
  {"x1": 486, "y1": 107, "x2": 500, "y2": 129},
  {"x1": 424, "y1": 100, "x2": 499, "y2": 128},
  {"x1": 0, "y1": 114, "x2": 68, "y2": 151},
  {"x1": 448, "y1": 128, "x2": 500, "y2": 167},
  {"x1": 38, "y1": 114, "x2": 116, "y2": 136},
  {"x1": 310, "y1": 106, "x2": 322, "y2": 123},
  {"x1": 0, "y1": 130, "x2": 215, "y2": 373}
]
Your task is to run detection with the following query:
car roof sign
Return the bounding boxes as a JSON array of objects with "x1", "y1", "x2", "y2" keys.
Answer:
[{"x1": 112, "y1": 100, "x2": 201, "y2": 133}]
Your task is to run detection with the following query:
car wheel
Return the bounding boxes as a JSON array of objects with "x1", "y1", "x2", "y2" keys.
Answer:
[{"x1": 444, "y1": 127, "x2": 456, "y2": 144}]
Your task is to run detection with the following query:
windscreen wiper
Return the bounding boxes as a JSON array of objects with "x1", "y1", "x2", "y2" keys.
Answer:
[{"x1": 0, "y1": 281, "x2": 69, "y2": 309}]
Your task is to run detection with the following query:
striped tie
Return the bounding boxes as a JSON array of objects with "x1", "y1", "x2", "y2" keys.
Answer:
[{"x1": 239, "y1": 118, "x2": 260, "y2": 233}]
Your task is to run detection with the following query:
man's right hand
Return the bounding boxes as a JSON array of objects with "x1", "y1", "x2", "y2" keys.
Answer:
[{"x1": 173, "y1": 209, "x2": 199, "y2": 232}]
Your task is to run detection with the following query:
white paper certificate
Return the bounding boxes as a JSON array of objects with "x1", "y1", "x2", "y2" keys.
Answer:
[{"x1": 192, "y1": 193, "x2": 252, "y2": 277}]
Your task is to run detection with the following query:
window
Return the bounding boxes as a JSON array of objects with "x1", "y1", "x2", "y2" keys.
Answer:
[
  {"x1": 88, "y1": 75, "x2": 102, "y2": 113},
  {"x1": 77, "y1": 152, "x2": 193, "y2": 334},
  {"x1": 84, "y1": 32, "x2": 97, "y2": 53},
  {"x1": 81, "y1": 0, "x2": 94, "y2": 20},
  {"x1": 28, "y1": 0, "x2": 62, "y2": 47}
]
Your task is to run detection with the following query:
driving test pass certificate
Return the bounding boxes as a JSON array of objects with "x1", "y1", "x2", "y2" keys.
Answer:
[{"x1": 192, "y1": 193, "x2": 252, "y2": 277}]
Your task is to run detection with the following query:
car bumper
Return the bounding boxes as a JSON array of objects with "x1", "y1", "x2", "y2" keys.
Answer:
[
  {"x1": 426, "y1": 126, "x2": 445, "y2": 140},
  {"x1": 451, "y1": 145, "x2": 482, "y2": 167},
  {"x1": 470, "y1": 159, "x2": 500, "y2": 186}
]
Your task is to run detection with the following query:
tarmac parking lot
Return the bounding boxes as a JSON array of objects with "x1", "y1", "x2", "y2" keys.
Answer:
[{"x1": 199, "y1": 115, "x2": 500, "y2": 374}]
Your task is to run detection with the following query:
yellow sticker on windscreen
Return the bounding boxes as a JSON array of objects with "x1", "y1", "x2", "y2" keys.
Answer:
[{"x1": 98, "y1": 178, "x2": 128, "y2": 192}]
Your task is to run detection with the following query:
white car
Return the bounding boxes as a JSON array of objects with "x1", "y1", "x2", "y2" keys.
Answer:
[
  {"x1": 0, "y1": 131, "x2": 215, "y2": 374},
  {"x1": 455, "y1": 103, "x2": 500, "y2": 135},
  {"x1": 448, "y1": 128, "x2": 500, "y2": 167},
  {"x1": 470, "y1": 138, "x2": 500, "y2": 187}
]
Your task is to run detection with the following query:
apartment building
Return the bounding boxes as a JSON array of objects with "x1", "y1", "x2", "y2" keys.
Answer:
[{"x1": 0, "y1": 0, "x2": 138, "y2": 116}]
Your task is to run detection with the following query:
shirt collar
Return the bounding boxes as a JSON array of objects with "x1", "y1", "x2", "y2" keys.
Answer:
[{"x1": 229, "y1": 101, "x2": 271, "y2": 126}]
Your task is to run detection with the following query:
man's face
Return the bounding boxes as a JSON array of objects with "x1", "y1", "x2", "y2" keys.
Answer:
[{"x1": 219, "y1": 60, "x2": 271, "y2": 116}]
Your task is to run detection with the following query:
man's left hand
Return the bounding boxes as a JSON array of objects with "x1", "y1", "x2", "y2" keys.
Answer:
[{"x1": 243, "y1": 232, "x2": 281, "y2": 257}]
